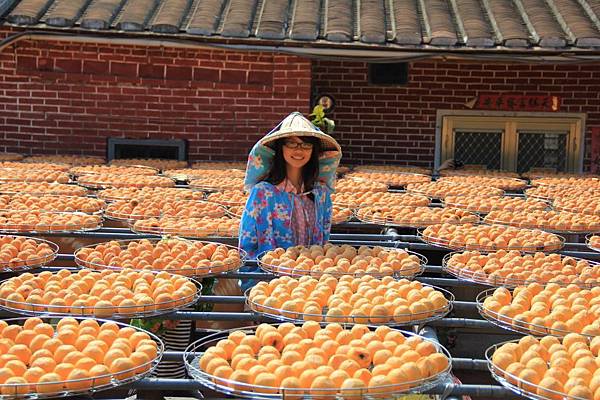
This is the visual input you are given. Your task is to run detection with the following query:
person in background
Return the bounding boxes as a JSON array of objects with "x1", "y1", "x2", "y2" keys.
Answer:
[{"x1": 238, "y1": 112, "x2": 342, "y2": 291}]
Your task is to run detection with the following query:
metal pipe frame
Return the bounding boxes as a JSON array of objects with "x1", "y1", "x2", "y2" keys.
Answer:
[
  {"x1": 22, "y1": 227, "x2": 599, "y2": 256},
  {"x1": 126, "y1": 379, "x2": 520, "y2": 398},
  {"x1": 114, "y1": 310, "x2": 502, "y2": 330},
  {"x1": 160, "y1": 350, "x2": 488, "y2": 370},
  {"x1": 0, "y1": 302, "x2": 482, "y2": 320},
  {"x1": 52, "y1": 269, "x2": 489, "y2": 288}
]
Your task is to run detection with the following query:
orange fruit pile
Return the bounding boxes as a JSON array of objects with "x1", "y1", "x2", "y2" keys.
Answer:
[
  {"x1": 188, "y1": 177, "x2": 244, "y2": 191},
  {"x1": 248, "y1": 275, "x2": 449, "y2": 324},
  {"x1": 0, "y1": 153, "x2": 23, "y2": 162},
  {"x1": 105, "y1": 200, "x2": 226, "y2": 221},
  {"x1": 75, "y1": 238, "x2": 243, "y2": 276},
  {"x1": 260, "y1": 244, "x2": 423, "y2": 278},
  {"x1": 353, "y1": 165, "x2": 431, "y2": 175},
  {"x1": 522, "y1": 170, "x2": 587, "y2": 179},
  {"x1": 422, "y1": 223, "x2": 563, "y2": 252},
  {"x1": 343, "y1": 172, "x2": 430, "y2": 186},
  {"x1": 24, "y1": 155, "x2": 104, "y2": 166},
  {"x1": 227, "y1": 205, "x2": 245, "y2": 218},
  {"x1": 0, "y1": 317, "x2": 159, "y2": 396},
  {"x1": 198, "y1": 322, "x2": 449, "y2": 395},
  {"x1": 70, "y1": 165, "x2": 157, "y2": 176},
  {"x1": 438, "y1": 176, "x2": 526, "y2": 191},
  {"x1": 190, "y1": 161, "x2": 246, "y2": 170},
  {"x1": 332, "y1": 192, "x2": 429, "y2": 208},
  {"x1": 439, "y1": 169, "x2": 520, "y2": 178},
  {"x1": 164, "y1": 169, "x2": 245, "y2": 180},
  {"x1": 97, "y1": 187, "x2": 204, "y2": 202},
  {"x1": 0, "y1": 170, "x2": 69, "y2": 184},
  {"x1": 484, "y1": 210, "x2": 600, "y2": 233},
  {"x1": 132, "y1": 216, "x2": 240, "y2": 238},
  {"x1": 0, "y1": 162, "x2": 68, "y2": 171},
  {"x1": 78, "y1": 174, "x2": 174, "y2": 189},
  {"x1": 335, "y1": 179, "x2": 388, "y2": 193},
  {"x1": 590, "y1": 236, "x2": 600, "y2": 251},
  {"x1": 482, "y1": 284, "x2": 600, "y2": 337},
  {"x1": 110, "y1": 158, "x2": 188, "y2": 170},
  {"x1": 490, "y1": 334, "x2": 600, "y2": 399},
  {"x1": 0, "y1": 183, "x2": 87, "y2": 197},
  {"x1": 0, "y1": 268, "x2": 198, "y2": 317},
  {"x1": 445, "y1": 251, "x2": 600, "y2": 287},
  {"x1": 406, "y1": 182, "x2": 504, "y2": 199},
  {"x1": 161, "y1": 200, "x2": 226, "y2": 219},
  {"x1": 531, "y1": 177, "x2": 600, "y2": 189},
  {"x1": 0, "y1": 211, "x2": 101, "y2": 233},
  {"x1": 206, "y1": 190, "x2": 248, "y2": 206},
  {"x1": 332, "y1": 207, "x2": 353, "y2": 225},
  {"x1": 443, "y1": 195, "x2": 548, "y2": 214},
  {"x1": 0, "y1": 236, "x2": 56, "y2": 268},
  {"x1": 553, "y1": 195, "x2": 600, "y2": 216},
  {"x1": 525, "y1": 186, "x2": 600, "y2": 201},
  {"x1": 357, "y1": 206, "x2": 478, "y2": 227},
  {"x1": 105, "y1": 200, "x2": 163, "y2": 221},
  {"x1": 4, "y1": 195, "x2": 105, "y2": 214}
]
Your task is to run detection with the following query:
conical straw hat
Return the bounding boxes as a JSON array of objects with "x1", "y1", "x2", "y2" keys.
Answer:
[{"x1": 259, "y1": 112, "x2": 341, "y2": 152}]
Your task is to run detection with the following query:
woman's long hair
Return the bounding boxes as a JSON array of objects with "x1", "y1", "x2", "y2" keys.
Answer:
[{"x1": 265, "y1": 136, "x2": 321, "y2": 192}]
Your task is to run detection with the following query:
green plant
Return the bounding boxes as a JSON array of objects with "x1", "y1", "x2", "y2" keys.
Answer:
[
  {"x1": 309, "y1": 105, "x2": 335, "y2": 134},
  {"x1": 130, "y1": 277, "x2": 216, "y2": 335}
]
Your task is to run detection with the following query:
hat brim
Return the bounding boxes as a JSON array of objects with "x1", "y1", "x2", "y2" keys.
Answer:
[{"x1": 260, "y1": 131, "x2": 341, "y2": 153}]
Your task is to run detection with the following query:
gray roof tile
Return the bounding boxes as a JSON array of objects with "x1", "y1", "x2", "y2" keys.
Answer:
[
  {"x1": 288, "y1": 0, "x2": 319, "y2": 40},
  {"x1": 359, "y1": 0, "x2": 386, "y2": 44},
  {"x1": 115, "y1": 0, "x2": 158, "y2": 31},
  {"x1": 518, "y1": 0, "x2": 567, "y2": 47},
  {"x1": 453, "y1": 0, "x2": 494, "y2": 47},
  {"x1": 186, "y1": 0, "x2": 223, "y2": 35},
  {"x1": 255, "y1": 0, "x2": 288, "y2": 39},
  {"x1": 422, "y1": 0, "x2": 459, "y2": 45},
  {"x1": 325, "y1": 0, "x2": 354, "y2": 42},
  {"x1": 220, "y1": 0, "x2": 257, "y2": 37},
  {"x1": 552, "y1": 0, "x2": 600, "y2": 47},
  {"x1": 7, "y1": 0, "x2": 52, "y2": 25},
  {"x1": 43, "y1": 0, "x2": 89, "y2": 27},
  {"x1": 3, "y1": 0, "x2": 600, "y2": 51},
  {"x1": 482, "y1": 0, "x2": 529, "y2": 47},
  {"x1": 81, "y1": 0, "x2": 125, "y2": 29},
  {"x1": 150, "y1": 0, "x2": 191, "y2": 33},
  {"x1": 389, "y1": 0, "x2": 421, "y2": 45}
]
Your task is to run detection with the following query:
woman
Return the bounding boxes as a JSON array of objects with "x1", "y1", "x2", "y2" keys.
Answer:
[{"x1": 239, "y1": 112, "x2": 341, "y2": 287}]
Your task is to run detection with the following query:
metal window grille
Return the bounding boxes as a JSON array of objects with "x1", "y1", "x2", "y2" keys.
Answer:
[
  {"x1": 453, "y1": 130, "x2": 503, "y2": 169},
  {"x1": 517, "y1": 131, "x2": 567, "y2": 173},
  {"x1": 107, "y1": 138, "x2": 187, "y2": 161}
]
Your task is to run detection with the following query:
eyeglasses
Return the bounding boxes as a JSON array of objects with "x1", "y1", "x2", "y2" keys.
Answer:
[{"x1": 284, "y1": 141, "x2": 313, "y2": 150}]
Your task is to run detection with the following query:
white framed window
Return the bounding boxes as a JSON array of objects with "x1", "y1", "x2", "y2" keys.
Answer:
[{"x1": 435, "y1": 111, "x2": 586, "y2": 173}]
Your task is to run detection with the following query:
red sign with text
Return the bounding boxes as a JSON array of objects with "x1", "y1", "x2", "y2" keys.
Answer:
[{"x1": 476, "y1": 94, "x2": 560, "y2": 112}]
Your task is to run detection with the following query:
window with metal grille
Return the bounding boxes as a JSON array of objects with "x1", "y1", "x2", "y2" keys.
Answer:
[
  {"x1": 517, "y1": 131, "x2": 567, "y2": 173},
  {"x1": 454, "y1": 130, "x2": 503, "y2": 169},
  {"x1": 438, "y1": 113, "x2": 584, "y2": 173},
  {"x1": 107, "y1": 138, "x2": 187, "y2": 162}
]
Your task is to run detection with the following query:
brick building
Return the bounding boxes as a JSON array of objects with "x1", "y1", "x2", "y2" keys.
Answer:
[{"x1": 1, "y1": 0, "x2": 599, "y2": 172}]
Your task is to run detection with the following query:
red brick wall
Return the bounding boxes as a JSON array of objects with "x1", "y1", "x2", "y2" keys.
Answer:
[
  {"x1": 0, "y1": 28, "x2": 312, "y2": 161},
  {"x1": 313, "y1": 60, "x2": 600, "y2": 171}
]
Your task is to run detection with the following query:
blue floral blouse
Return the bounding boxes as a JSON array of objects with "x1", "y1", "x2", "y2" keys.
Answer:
[{"x1": 239, "y1": 180, "x2": 333, "y2": 259}]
